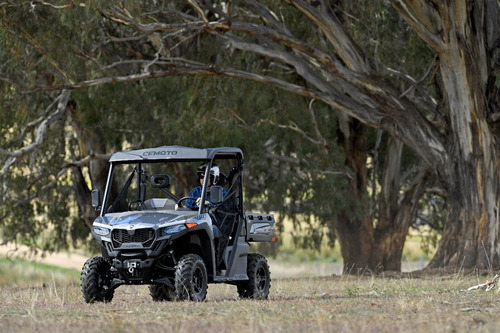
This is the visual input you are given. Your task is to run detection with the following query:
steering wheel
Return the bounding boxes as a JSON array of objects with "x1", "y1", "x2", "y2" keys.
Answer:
[
  {"x1": 128, "y1": 200, "x2": 143, "y2": 211},
  {"x1": 176, "y1": 197, "x2": 198, "y2": 210}
]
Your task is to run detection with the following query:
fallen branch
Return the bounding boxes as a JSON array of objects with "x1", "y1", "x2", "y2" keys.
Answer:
[{"x1": 467, "y1": 274, "x2": 499, "y2": 291}]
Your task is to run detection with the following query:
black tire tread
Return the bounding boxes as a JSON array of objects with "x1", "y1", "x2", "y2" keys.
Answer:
[
  {"x1": 174, "y1": 254, "x2": 208, "y2": 301},
  {"x1": 80, "y1": 256, "x2": 114, "y2": 303},
  {"x1": 237, "y1": 253, "x2": 271, "y2": 299},
  {"x1": 149, "y1": 283, "x2": 175, "y2": 302}
]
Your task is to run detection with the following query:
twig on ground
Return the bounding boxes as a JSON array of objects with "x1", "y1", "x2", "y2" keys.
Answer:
[{"x1": 467, "y1": 274, "x2": 499, "y2": 291}]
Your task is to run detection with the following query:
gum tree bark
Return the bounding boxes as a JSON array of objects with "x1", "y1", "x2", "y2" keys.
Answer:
[
  {"x1": 390, "y1": 0, "x2": 500, "y2": 269},
  {"x1": 336, "y1": 118, "x2": 429, "y2": 272},
  {"x1": 375, "y1": 137, "x2": 430, "y2": 271}
]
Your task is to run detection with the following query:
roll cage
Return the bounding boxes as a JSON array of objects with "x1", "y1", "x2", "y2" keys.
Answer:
[{"x1": 95, "y1": 146, "x2": 244, "y2": 217}]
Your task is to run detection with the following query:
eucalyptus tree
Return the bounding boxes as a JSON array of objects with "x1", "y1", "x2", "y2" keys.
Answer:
[
  {"x1": 0, "y1": 1, "x2": 436, "y2": 270},
  {"x1": 1, "y1": 1, "x2": 426, "y2": 271},
  {"x1": 2, "y1": 0, "x2": 499, "y2": 272},
  {"x1": 88, "y1": 0, "x2": 498, "y2": 270}
]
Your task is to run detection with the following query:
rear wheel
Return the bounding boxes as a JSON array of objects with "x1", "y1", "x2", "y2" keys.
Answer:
[
  {"x1": 237, "y1": 254, "x2": 271, "y2": 299},
  {"x1": 174, "y1": 254, "x2": 208, "y2": 301},
  {"x1": 81, "y1": 257, "x2": 114, "y2": 303},
  {"x1": 149, "y1": 283, "x2": 176, "y2": 301}
]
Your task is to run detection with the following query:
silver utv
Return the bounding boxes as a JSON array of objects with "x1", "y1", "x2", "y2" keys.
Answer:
[{"x1": 80, "y1": 146, "x2": 275, "y2": 302}]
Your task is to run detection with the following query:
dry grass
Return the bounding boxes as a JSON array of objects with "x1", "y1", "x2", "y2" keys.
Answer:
[{"x1": 1, "y1": 271, "x2": 500, "y2": 333}]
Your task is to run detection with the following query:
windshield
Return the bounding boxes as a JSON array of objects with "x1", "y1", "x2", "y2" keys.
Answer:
[{"x1": 101, "y1": 158, "x2": 238, "y2": 215}]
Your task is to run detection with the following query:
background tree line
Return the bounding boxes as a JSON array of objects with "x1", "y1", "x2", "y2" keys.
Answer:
[{"x1": 1, "y1": 0, "x2": 499, "y2": 272}]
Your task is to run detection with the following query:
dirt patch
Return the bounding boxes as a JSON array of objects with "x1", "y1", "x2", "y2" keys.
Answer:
[{"x1": 0, "y1": 243, "x2": 87, "y2": 270}]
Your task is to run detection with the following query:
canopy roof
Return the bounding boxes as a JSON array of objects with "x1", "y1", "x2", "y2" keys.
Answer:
[{"x1": 109, "y1": 146, "x2": 243, "y2": 163}]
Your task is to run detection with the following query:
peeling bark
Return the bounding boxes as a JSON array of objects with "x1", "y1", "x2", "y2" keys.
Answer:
[{"x1": 390, "y1": 0, "x2": 500, "y2": 270}]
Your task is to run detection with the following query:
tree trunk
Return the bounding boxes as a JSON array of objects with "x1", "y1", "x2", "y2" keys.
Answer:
[
  {"x1": 375, "y1": 137, "x2": 404, "y2": 271},
  {"x1": 335, "y1": 214, "x2": 382, "y2": 273},
  {"x1": 335, "y1": 124, "x2": 429, "y2": 272},
  {"x1": 429, "y1": 151, "x2": 500, "y2": 270},
  {"x1": 71, "y1": 165, "x2": 93, "y2": 229},
  {"x1": 334, "y1": 114, "x2": 378, "y2": 272},
  {"x1": 334, "y1": 114, "x2": 386, "y2": 272},
  {"x1": 426, "y1": 0, "x2": 500, "y2": 269},
  {"x1": 376, "y1": 178, "x2": 428, "y2": 271},
  {"x1": 375, "y1": 137, "x2": 429, "y2": 271},
  {"x1": 387, "y1": 0, "x2": 500, "y2": 270}
]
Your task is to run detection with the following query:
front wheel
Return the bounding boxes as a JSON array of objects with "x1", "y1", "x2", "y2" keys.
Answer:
[
  {"x1": 237, "y1": 254, "x2": 271, "y2": 299},
  {"x1": 81, "y1": 257, "x2": 114, "y2": 303},
  {"x1": 174, "y1": 254, "x2": 208, "y2": 301}
]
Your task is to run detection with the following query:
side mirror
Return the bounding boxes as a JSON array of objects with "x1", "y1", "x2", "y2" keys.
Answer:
[
  {"x1": 91, "y1": 189, "x2": 102, "y2": 211},
  {"x1": 151, "y1": 174, "x2": 171, "y2": 188},
  {"x1": 210, "y1": 186, "x2": 224, "y2": 204}
]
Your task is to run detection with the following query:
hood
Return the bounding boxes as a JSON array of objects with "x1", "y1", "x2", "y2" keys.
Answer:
[{"x1": 96, "y1": 210, "x2": 198, "y2": 228}]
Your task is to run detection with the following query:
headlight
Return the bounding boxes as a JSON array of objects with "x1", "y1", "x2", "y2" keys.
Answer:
[
  {"x1": 164, "y1": 224, "x2": 187, "y2": 235},
  {"x1": 93, "y1": 226, "x2": 110, "y2": 236}
]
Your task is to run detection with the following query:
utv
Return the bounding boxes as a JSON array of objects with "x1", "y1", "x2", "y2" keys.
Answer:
[{"x1": 81, "y1": 146, "x2": 275, "y2": 302}]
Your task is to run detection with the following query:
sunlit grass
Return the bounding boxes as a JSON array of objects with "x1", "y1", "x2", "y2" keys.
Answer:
[{"x1": 0, "y1": 258, "x2": 79, "y2": 288}]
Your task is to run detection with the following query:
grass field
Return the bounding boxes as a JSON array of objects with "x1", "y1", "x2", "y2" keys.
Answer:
[{"x1": 1, "y1": 258, "x2": 499, "y2": 333}]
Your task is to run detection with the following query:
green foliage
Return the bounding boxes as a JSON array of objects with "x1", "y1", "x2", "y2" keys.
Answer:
[{"x1": 0, "y1": 0, "x2": 444, "y2": 262}]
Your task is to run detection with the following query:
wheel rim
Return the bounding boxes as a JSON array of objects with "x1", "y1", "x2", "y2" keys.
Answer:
[
  {"x1": 193, "y1": 265, "x2": 205, "y2": 294},
  {"x1": 97, "y1": 269, "x2": 109, "y2": 296},
  {"x1": 256, "y1": 265, "x2": 267, "y2": 291},
  {"x1": 97, "y1": 272, "x2": 105, "y2": 289}
]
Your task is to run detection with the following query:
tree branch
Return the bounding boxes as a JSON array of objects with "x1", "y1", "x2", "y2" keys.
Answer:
[
  {"x1": 467, "y1": 274, "x2": 499, "y2": 291},
  {"x1": 3, "y1": 1, "x2": 448, "y2": 170},
  {"x1": 0, "y1": 90, "x2": 70, "y2": 158},
  {"x1": 0, "y1": 90, "x2": 71, "y2": 213},
  {"x1": 0, "y1": 152, "x2": 110, "y2": 225},
  {"x1": 284, "y1": 0, "x2": 370, "y2": 73},
  {"x1": 389, "y1": 0, "x2": 444, "y2": 51},
  {"x1": 30, "y1": 1, "x2": 75, "y2": 10}
]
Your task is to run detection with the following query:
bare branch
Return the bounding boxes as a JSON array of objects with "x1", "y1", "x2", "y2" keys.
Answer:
[
  {"x1": 188, "y1": 0, "x2": 210, "y2": 26},
  {"x1": 2, "y1": 1, "x2": 447, "y2": 170},
  {"x1": 467, "y1": 274, "x2": 500, "y2": 291},
  {"x1": 98, "y1": 2, "x2": 446, "y2": 169},
  {"x1": 0, "y1": 76, "x2": 27, "y2": 90},
  {"x1": 389, "y1": 0, "x2": 444, "y2": 51},
  {"x1": 0, "y1": 90, "x2": 71, "y2": 201},
  {"x1": 284, "y1": 0, "x2": 370, "y2": 73},
  {"x1": 30, "y1": 1, "x2": 75, "y2": 10},
  {"x1": 259, "y1": 118, "x2": 326, "y2": 146},
  {"x1": 0, "y1": 152, "x2": 110, "y2": 224},
  {"x1": 4, "y1": 16, "x2": 75, "y2": 84},
  {"x1": 0, "y1": 90, "x2": 70, "y2": 159},
  {"x1": 308, "y1": 99, "x2": 328, "y2": 148}
]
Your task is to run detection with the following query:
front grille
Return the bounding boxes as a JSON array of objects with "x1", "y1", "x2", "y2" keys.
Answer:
[{"x1": 112, "y1": 228, "x2": 155, "y2": 248}]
